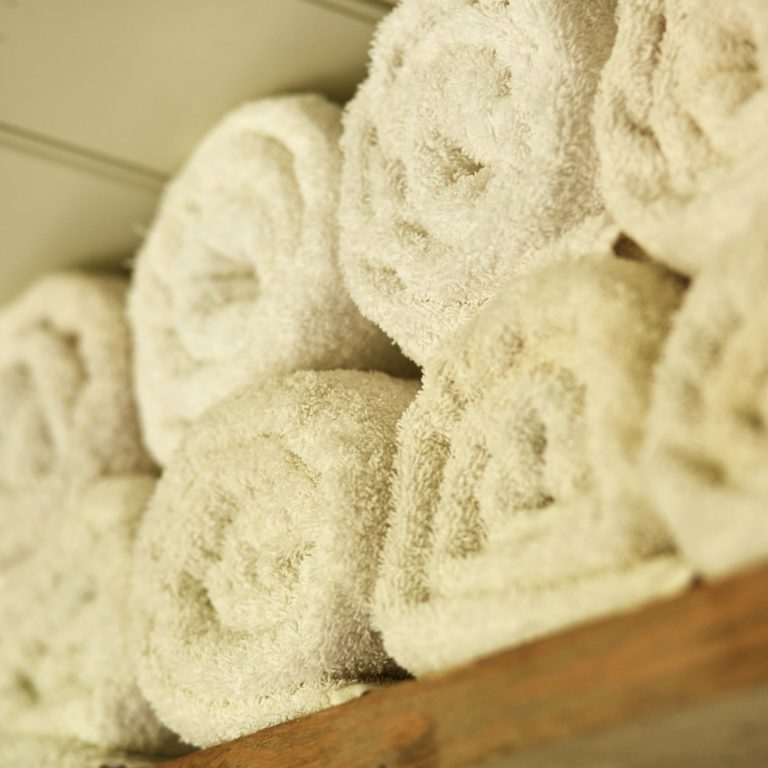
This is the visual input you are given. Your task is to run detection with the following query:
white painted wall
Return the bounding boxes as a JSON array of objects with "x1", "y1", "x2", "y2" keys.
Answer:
[{"x1": 0, "y1": 0, "x2": 390, "y2": 302}]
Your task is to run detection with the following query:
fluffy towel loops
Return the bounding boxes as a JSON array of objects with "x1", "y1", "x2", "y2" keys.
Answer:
[
  {"x1": 375, "y1": 260, "x2": 692, "y2": 676},
  {"x1": 0, "y1": 476, "x2": 173, "y2": 753},
  {"x1": 340, "y1": 0, "x2": 618, "y2": 365},
  {"x1": 0, "y1": 273, "x2": 152, "y2": 567},
  {"x1": 0, "y1": 734, "x2": 162, "y2": 768},
  {"x1": 646, "y1": 233, "x2": 768, "y2": 577},
  {"x1": 133, "y1": 370, "x2": 418, "y2": 746},
  {"x1": 130, "y1": 94, "x2": 412, "y2": 465},
  {"x1": 594, "y1": 0, "x2": 768, "y2": 274}
]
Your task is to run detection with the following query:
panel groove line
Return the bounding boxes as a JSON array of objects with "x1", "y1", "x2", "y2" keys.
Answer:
[
  {"x1": 0, "y1": 120, "x2": 167, "y2": 191},
  {"x1": 296, "y1": 0, "x2": 394, "y2": 24}
]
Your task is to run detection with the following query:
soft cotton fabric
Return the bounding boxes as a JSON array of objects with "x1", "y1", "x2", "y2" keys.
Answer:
[
  {"x1": 593, "y1": 0, "x2": 768, "y2": 275},
  {"x1": 0, "y1": 734, "x2": 161, "y2": 768},
  {"x1": 0, "y1": 273, "x2": 152, "y2": 568},
  {"x1": 130, "y1": 94, "x2": 414, "y2": 466},
  {"x1": 133, "y1": 370, "x2": 418, "y2": 746},
  {"x1": 375, "y1": 260, "x2": 692, "y2": 676},
  {"x1": 645, "y1": 230, "x2": 768, "y2": 577},
  {"x1": 0, "y1": 476, "x2": 176, "y2": 753},
  {"x1": 340, "y1": 0, "x2": 618, "y2": 365}
]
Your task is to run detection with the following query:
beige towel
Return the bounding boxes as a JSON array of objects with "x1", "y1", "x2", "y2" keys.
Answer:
[
  {"x1": 133, "y1": 370, "x2": 418, "y2": 746},
  {"x1": 593, "y1": 0, "x2": 768, "y2": 275},
  {"x1": 0, "y1": 734, "x2": 162, "y2": 768},
  {"x1": 129, "y1": 94, "x2": 414, "y2": 466},
  {"x1": 645, "y1": 230, "x2": 768, "y2": 577},
  {"x1": 0, "y1": 273, "x2": 152, "y2": 568},
  {"x1": 0, "y1": 476, "x2": 176, "y2": 753},
  {"x1": 375, "y1": 260, "x2": 692, "y2": 676},
  {"x1": 340, "y1": 0, "x2": 618, "y2": 365}
]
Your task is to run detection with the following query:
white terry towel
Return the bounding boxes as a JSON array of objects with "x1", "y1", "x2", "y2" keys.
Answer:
[
  {"x1": 339, "y1": 0, "x2": 619, "y2": 366},
  {"x1": 593, "y1": 0, "x2": 768, "y2": 275},
  {"x1": 0, "y1": 476, "x2": 177, "y2": 754},
  {"x1": 0, "y1": 734, "x2": 162, "y2": 768},
  {"x1": 130, "y1": 94, "x2": 414, "y2": 466},
  {"x1": 374, "y1": 260, "x2": 692, "y2": 677},
  {"x1": 645, "y1": 231, "x2": 768, "y2": 578},
  {"x1": 0, "y1": 273, "x2": 153, "y2": 568},
  {"x1": 132, "y1": 370, "x2": 418, "y2": 747}
]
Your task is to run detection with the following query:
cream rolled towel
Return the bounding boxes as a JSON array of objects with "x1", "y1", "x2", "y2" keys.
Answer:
[
  {"x1": 132, "y1": 370, "x2": 418, "y2": 746},
  {"x1": 0, "y1": 476, "x2": 177, "y2": 753},
  {"x1": 0, "y1": 273, "x2": 152, "y2": 567},
  {"x1": 375, "y1": 260, "x2": 692, "y2": 676},
  {"x1": 130, "y1": 94, "x2": 413, "y2": 466},
  {"x1": 645, "y1": 232, "x2": 768, "y2": 578},
  {"x1": 593, "y1": 0, "x2": 768, "y2": 275},
  {"x1": 339, "y1": 0, "x2": 619, "y2": 366},
  {"x1": 0, "y1": 734, "x2": 162, "y2": 768}
]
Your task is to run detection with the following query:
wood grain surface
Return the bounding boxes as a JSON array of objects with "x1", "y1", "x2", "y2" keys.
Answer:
[{"x1": 160, "y1": 562, "x2": 768, "y2": 767}]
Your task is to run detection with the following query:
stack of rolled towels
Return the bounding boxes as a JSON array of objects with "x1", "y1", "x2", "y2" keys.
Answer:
[{"x1": 1, "y1": 0, "x2": 767, "y2": 758}]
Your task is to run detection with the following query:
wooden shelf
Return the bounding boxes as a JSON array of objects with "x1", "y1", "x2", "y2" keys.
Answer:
[{"x1": 161, "y1": 562, "x2": 768, "y2": 767}]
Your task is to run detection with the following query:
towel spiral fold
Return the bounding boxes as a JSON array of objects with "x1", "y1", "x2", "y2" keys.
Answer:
[
  {"x1": 0, "y1": 476, "x2": 175, "y2": 753},
  {"x1": 0, "y1": 273, "x2": 152, "y2": 568},
  {"x1": 646, "y1": 231, "x2": 768, "y2": 577},
  {"x1": 130, "y1": 95, "x2": 413, "y2": 465},
  {"x1": 340, "y1": 0, "x2": 618, "y2": 365},
  {"x1": 594, "y1": 0, "x2": 768, "y2": 274},
  {"x1": 133, "y1": 370, "x2": 418, "y2": 746},
  {"x1": 375, "y1": 260, "x2": 692, "y2": 675}
]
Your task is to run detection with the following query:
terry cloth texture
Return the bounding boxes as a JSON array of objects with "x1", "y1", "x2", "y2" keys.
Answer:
[
  {"x1": 375, "y1": 260, "x2": 692, "y2": 676},
  {"x1": 593, "y1": 0, "x2": 768, "y2": 275},
  {"x1": 133, "y1": 370, "x2": 418, "y2": 746},
  {"x1": 0, "y1": 734, "x2": 165, "y2": 768},
  {"x1": 0, "y1": 273, "x2": 152, "y2": 569},
  {"x1": 340, "y1": 0, "x2": 619, "y2": 365},
  {"x1": 0, "y1": 476, "x2": 177, "y2": 753},
  {"x1": 130, "y1": 94, "x2": 415, "y2": 465},
  {"x1": 645, "y1": 230, "x2": 768, "y2": 578}
]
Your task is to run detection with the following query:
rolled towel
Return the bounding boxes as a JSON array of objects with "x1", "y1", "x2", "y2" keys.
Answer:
[
  {"x1": 375, "y1": 260, "x2": 692, "y2": 676},
  {"x1": 132, "y1": 370, "x2": 418, "y2": 746},
  {"x1": 130, "y1": 94, "x2": 414, "y2": 466},
  {"x1": 593, "y1": 0, "x2": 768, "y2": 275},
  {"x1": 0, "y1": 734, "x2": 162, "y2": 768},
  {"x1": 339, "y1": 0, "x2": 618, "y2": 365},
  {"x1": 645, "y1": 233, "x2": 768, "y2": 577},
  {"x1": 0, "y1": 273, "x2": 152, "y2": 567},
  {"x1": 0, "y1": 476, "x2": 176, "y2": 753}
]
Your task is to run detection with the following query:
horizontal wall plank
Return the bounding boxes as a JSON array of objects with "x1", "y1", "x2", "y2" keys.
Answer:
[
  {"x1": 0, "y1": 0, "x2": 378, "y2": 175},
  {"x1": 0, "y1": 144, "x2": 157, "y2": 304}
]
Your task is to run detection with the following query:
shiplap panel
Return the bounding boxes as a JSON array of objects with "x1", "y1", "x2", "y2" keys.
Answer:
[
  {"x1": 0, "y1": 0, "x2": 380, "y2": 175},
  {"x1": 0, "y1": 0, "x2": 387, "y2": 300},
  {"x1": 0, "y1": 144, "x2": 156, "y2": 304}
]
